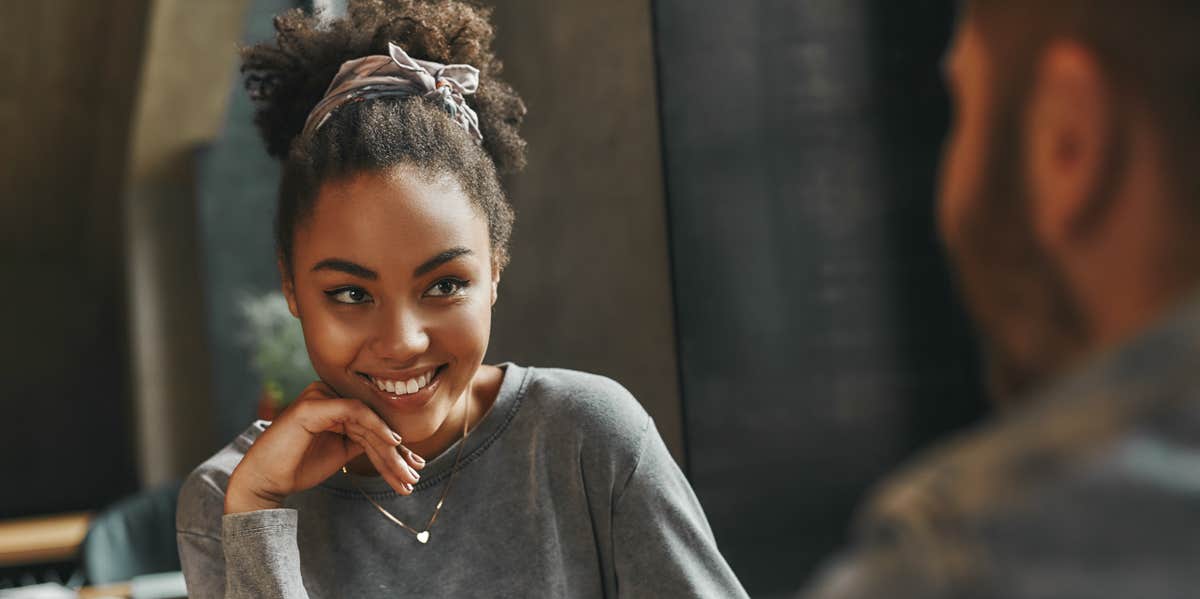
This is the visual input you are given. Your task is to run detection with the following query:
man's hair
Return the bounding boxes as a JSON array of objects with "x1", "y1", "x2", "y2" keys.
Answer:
[{"x1": 964, "y1": 1, "x2": 1200, "y2": 211}]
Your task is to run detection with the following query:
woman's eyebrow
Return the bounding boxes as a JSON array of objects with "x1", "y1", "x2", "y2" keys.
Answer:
[
  {"x1": 311, "y1": 258, "x2": 378, "y2": 280},
  {"x1": 415, "y1": 247, "x2": 473, "y2": 277}
]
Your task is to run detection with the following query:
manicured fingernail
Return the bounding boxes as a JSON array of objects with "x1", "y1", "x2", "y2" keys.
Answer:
[
  {"x1": 411, "y1": 453, "x2": 425, "y2": 465},
  {"x1": 409, "y1": 466, "x2": 420, "y2": 481},
  {"x1": 390, "y1": 431, "x2": 402, "y2": 444},
  {"x1": 402, "y1": 483, "x2": 414, "y2": 492}
]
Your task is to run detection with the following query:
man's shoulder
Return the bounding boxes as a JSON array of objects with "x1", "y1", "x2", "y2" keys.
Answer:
[
  {"x1": 175, "y1": 422, "x2": 269, "y2": 537},
  {"x1": 805, "y1": 287, "x2": 1200, "y2": 599},
  {"x1": 815, "y1": 385, "x2": 1200, "y2": 598}
]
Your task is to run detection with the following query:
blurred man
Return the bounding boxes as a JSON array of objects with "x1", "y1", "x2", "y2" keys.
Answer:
[{"x1": 804, "y1": 2, "x2": 1200, "y2": 598}]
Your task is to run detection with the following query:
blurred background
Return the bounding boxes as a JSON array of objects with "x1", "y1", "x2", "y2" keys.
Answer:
[{"x1": 0, "y1": 0, "x2": 984, "y2": 596}]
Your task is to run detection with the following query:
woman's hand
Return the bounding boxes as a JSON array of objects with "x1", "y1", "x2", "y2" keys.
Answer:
[{"x1": 224, "y1": 381, "x2": 425, "y2": 514}]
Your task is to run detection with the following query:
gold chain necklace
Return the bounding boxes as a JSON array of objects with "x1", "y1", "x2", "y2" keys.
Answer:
[{"x1": 341, "y1": 395, "x2": 471, "y2": 544}]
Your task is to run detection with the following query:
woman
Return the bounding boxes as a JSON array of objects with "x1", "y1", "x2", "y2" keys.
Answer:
[{"x1": 176, "y1": 1, "x2": 746, "y2": 597}]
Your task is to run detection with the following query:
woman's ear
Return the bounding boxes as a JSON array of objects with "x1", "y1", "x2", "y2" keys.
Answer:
[
  {"x1": 491, "y1": 262, "x2": 501, "y2": 307},
  {"x1": 278, "y1": 258, "x2": 300, "y2": 318}
]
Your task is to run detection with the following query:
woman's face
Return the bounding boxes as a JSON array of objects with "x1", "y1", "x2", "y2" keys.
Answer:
[{"x1": 282, "y1": 166, "x2": 498, "y2": 444}]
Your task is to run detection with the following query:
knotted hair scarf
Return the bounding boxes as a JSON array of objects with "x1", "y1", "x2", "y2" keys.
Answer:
[{"x1": 300, "y1": 42, "x2": 483, "y2": 144}]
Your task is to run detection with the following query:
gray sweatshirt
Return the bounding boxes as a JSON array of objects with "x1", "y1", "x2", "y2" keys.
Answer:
[{"x1": 176, "y1": 364, "x2": 748, "y2": 598}]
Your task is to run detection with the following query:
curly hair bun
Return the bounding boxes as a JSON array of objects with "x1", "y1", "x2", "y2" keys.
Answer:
[{"x1": 241, "y1": 0, "x2": 526, "y2": 174}]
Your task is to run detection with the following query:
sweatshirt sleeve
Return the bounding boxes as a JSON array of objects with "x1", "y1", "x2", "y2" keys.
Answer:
[
  {"x1": 220, "y1": 509, "x2": 310, "y2": 599},
  {"x1": 176, "y1": 526, "x2": 224, "y2": 599},
  {"x1": 176, "y1": 465, "x2": 228, "y2": 599},
  {"x1": 176, "y1": 430, "x2": 310, "y2": 599},
  {"x1": 611, "y1": 421, "x2": 749, "y2": 599}
]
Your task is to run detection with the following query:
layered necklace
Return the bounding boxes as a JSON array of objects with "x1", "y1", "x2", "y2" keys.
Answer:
[{"x1": 341, "y1": 395, "x2": 472, "y2": 544}]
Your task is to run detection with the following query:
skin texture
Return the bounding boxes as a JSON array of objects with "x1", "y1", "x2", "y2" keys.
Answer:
[
  {"x1": 225, "y1": 165, "x2": 504, "y2": 513},
  {"x1": 939, "y1": 20, "x2": 1199, "y2": 403}
]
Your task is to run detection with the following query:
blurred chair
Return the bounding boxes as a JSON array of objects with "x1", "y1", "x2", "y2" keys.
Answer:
[{"x1": 80, "y1": 480, "x2": 183, "y2": 585}]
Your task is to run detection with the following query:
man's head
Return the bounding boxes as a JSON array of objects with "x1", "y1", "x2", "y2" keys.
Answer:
[{"x1": 939, "y1": 1, "x2": 1200, "y2": 402}]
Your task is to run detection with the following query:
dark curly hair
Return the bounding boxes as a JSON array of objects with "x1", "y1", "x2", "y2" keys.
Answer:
[{"x1": 242, "y1": 0, "x2": 527, "y2": 275}]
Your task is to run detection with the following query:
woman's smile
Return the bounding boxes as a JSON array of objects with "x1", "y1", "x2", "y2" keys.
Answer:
[{"x1": 354, "y1": 364, "x2": 449, "y2": 409}]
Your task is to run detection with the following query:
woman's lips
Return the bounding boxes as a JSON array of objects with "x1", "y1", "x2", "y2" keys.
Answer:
[{"x1": 357, "y1": 365, "x2": 447, "y2": 409}]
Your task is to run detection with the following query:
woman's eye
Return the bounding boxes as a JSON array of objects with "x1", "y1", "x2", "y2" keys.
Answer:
[
  {"x1": 325, "y1": 286, "x2": 372, "y2": 304},
  {"x1": 426, "y1": 278, "x2": 469, "y2": 297}
]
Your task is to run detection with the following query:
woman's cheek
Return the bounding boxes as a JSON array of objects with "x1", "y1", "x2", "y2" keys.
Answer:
[
  {"x1": 301, "y1": 306, "x2": 366, "y2": 377},
  {"x1": 453, "y1": 296, "x2": 492, "y2": 358}
]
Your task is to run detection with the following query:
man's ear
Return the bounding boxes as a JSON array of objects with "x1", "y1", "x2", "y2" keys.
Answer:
[
  {"x1": 1025, "y1": 40, "x2": 1115, "y2": 247},
  {"x1": 278, "y1": 258, "x2": 300, "y2": 318}
]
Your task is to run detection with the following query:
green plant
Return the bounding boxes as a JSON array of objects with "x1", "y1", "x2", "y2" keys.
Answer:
[{"x1": 239, "y1": 291, "x2": 317, "y2": 412}]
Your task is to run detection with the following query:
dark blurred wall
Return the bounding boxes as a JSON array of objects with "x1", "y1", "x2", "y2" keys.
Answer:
[
  {"x1": 653, "y1": 0, "x2": 984, "y2": 595},
  {"x1": 0, "y1": 1, "x2": 148, "y2": 517},
  {"x1": 486, "y1": 0, "x2": 685, "y2": 459}
]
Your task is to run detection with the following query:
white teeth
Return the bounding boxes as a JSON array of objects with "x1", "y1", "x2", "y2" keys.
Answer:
[{"x1": 369, "y1": 368, "x2": 439, "y2": 396}]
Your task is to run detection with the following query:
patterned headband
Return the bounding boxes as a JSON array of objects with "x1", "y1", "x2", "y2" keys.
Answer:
[{"x1": 300, "y1": 42, "x2": 483, "y2": 143}]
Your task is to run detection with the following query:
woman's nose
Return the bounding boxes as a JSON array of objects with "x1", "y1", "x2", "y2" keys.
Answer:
[{"x1": 370, "y1": 306, "x2": 430, "y2": 359}]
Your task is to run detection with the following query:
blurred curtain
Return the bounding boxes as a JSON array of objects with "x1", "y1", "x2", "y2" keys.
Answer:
[
  {"x1": 653, "y1": 0, "x2": 983, "y2": 595},
  {"x1": 124, "y1": 0, "x2": 250, "y2": 486}
]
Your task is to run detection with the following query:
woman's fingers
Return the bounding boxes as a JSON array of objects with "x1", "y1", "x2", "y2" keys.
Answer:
[
  {"x1": 295, "y1": 433, "x2": 367, "y2": 488},
  {"x1": 344, "y1": 421, "x2": 420, "y2": 485},
  {"x1": 356, "y1": 433, "x2": 416, "y2": 495},
  {"x1": 319, "y1": 399, "x2": 423, "y2": 483},
  {"x1": 290, "y1": 396, "x2": 399, "y2": 451},
  {"x1": 276, "y1": 385, "x2": 421, "y2": 489},
  {"x1": 399, "y1": 444, "x2": 426, "y2": 471},
  {"x1": 342, "y1": 399, "x2": 405, "y2": 448}
]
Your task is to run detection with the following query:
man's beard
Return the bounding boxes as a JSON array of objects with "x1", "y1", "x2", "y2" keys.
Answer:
[{"x1": 948, "y1": 110, "x2": 1089, "y2": 406}]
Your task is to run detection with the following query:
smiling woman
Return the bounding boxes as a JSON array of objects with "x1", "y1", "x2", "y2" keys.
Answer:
[
  {"x1": 173, "y1": 1, "x2": 746, "y2": 597},
  {"x1": 285, "y1": 168, "x2": 501, "y2": 459}
]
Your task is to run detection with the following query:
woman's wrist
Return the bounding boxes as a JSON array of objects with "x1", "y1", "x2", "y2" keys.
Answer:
[{"x1": 224, "y1": 472, "x2": 287, "y2": 514}]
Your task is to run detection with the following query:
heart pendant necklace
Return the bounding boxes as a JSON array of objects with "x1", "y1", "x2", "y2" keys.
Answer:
[{"x1": 341, "y1": 393, "x2": 472, "y2": 544}]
